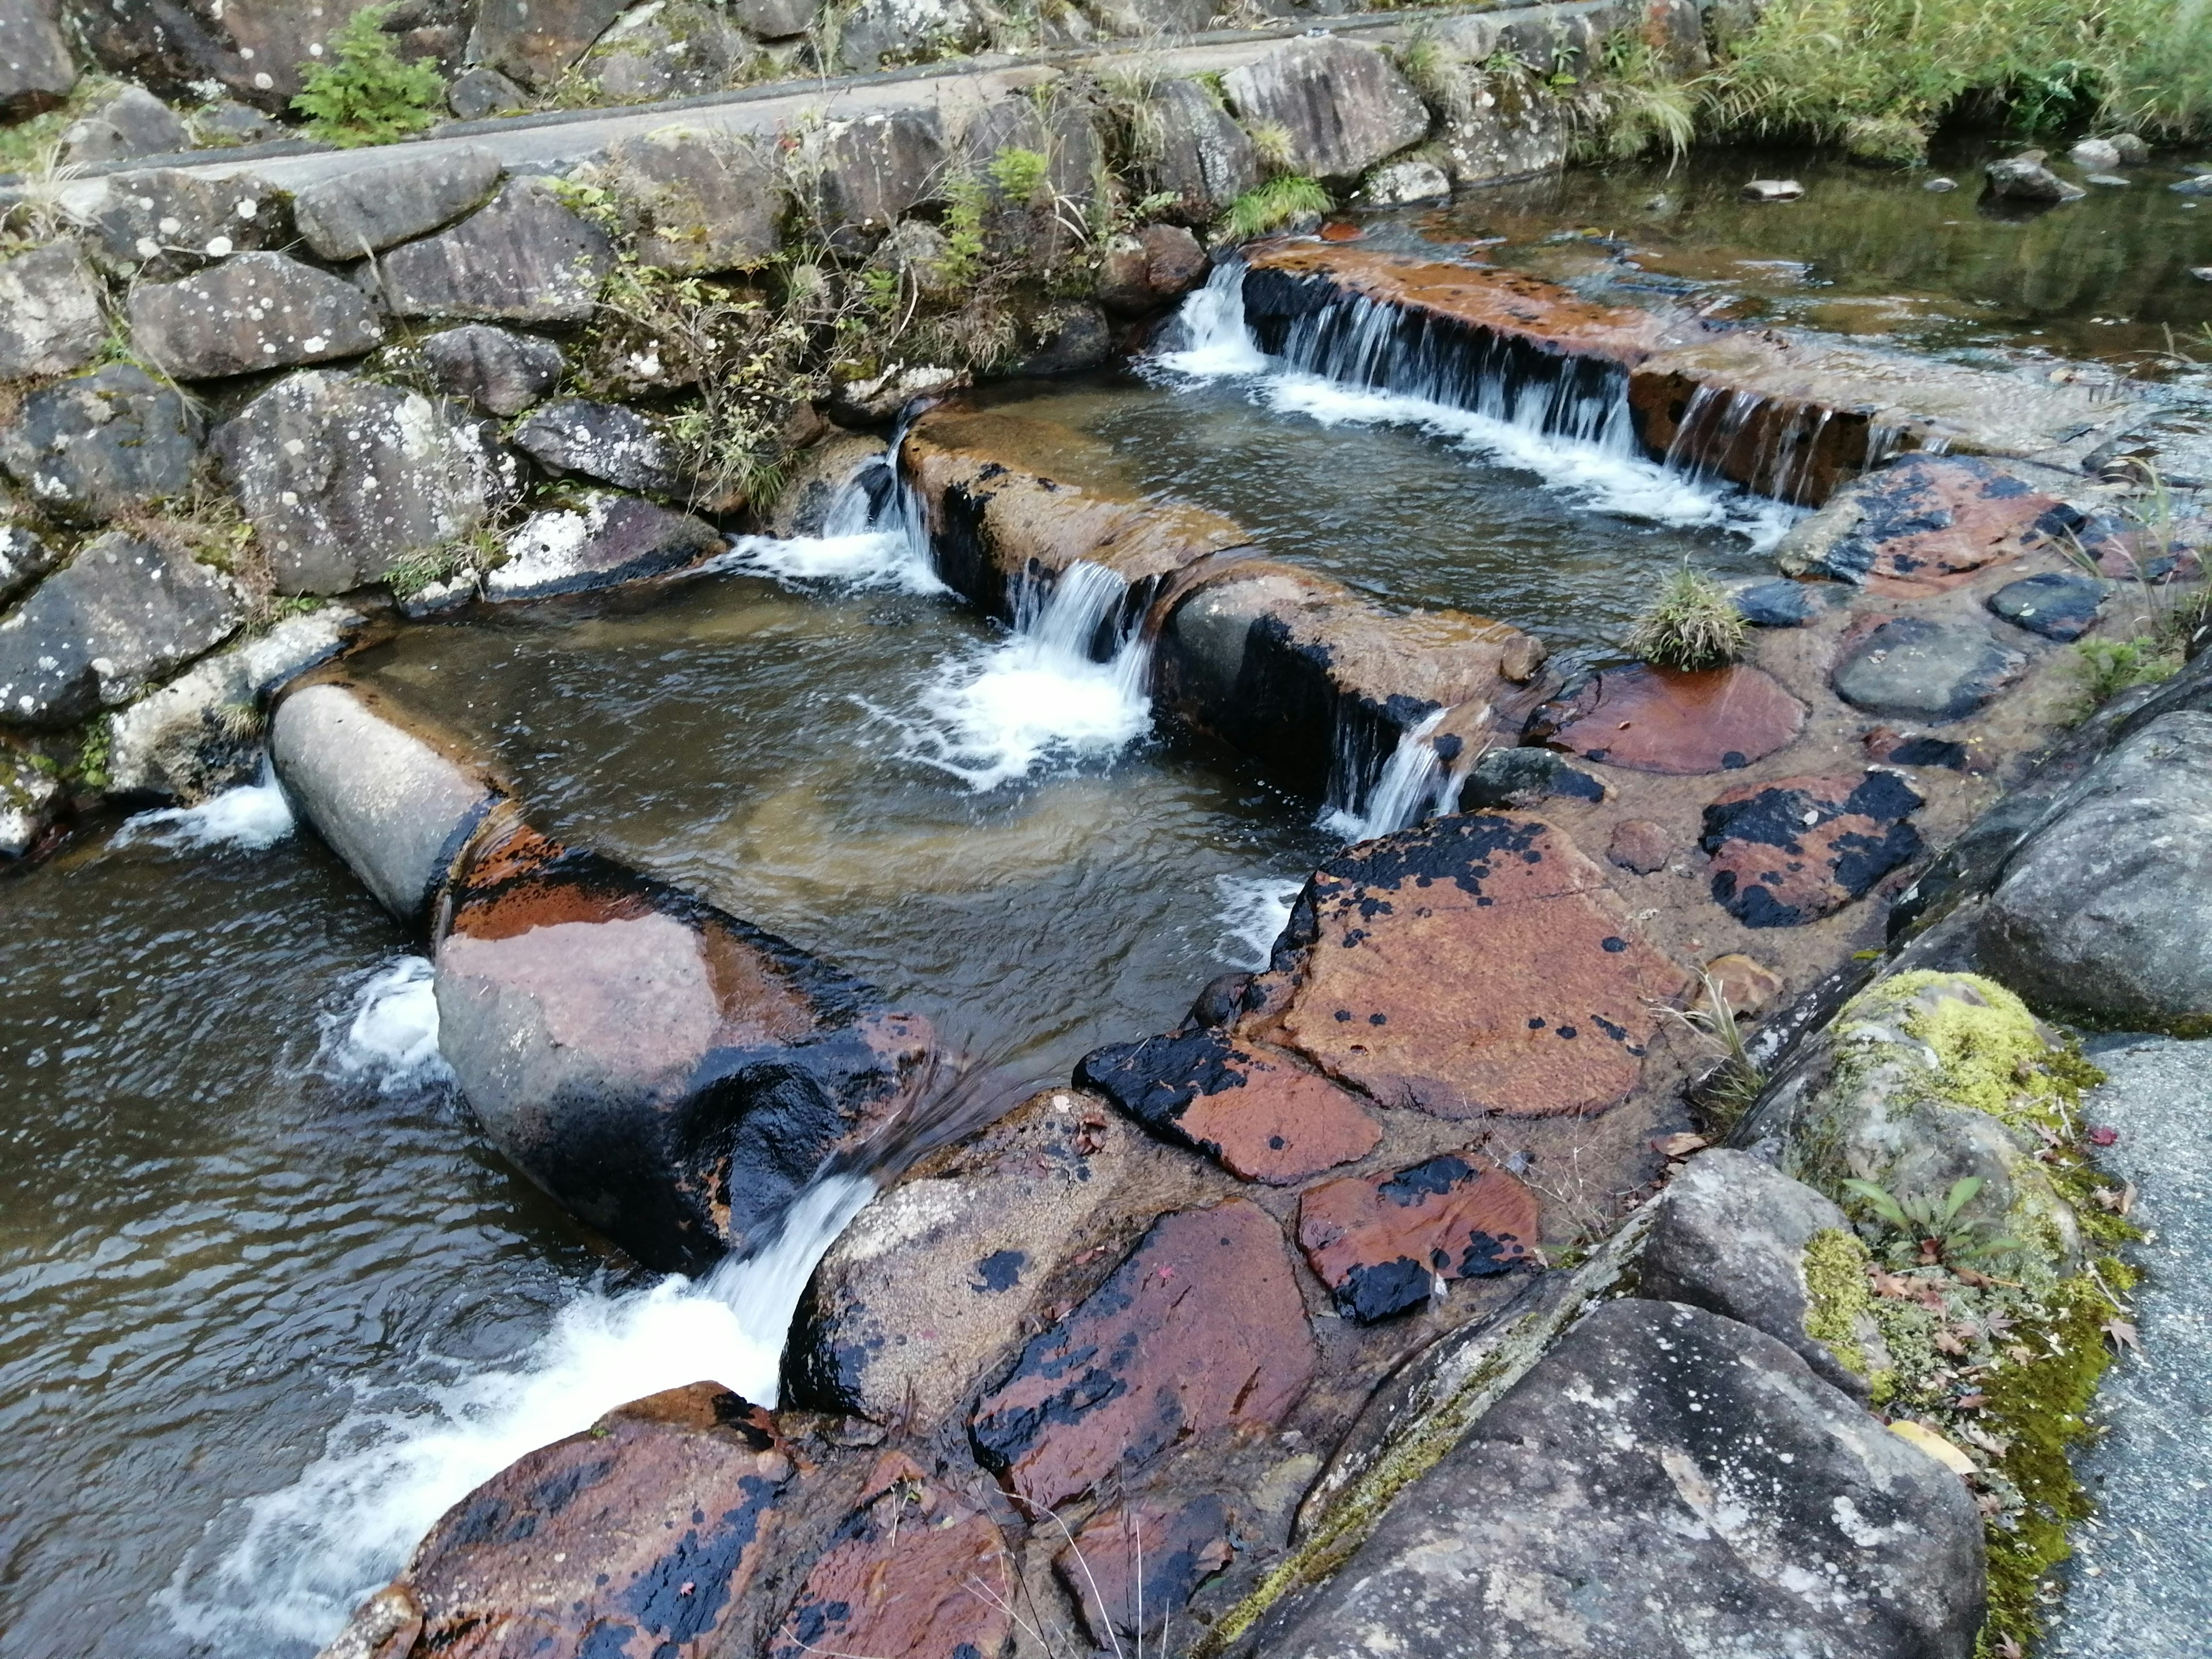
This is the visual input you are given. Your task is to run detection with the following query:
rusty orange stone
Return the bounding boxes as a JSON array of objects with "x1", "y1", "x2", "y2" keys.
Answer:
[
  {"x1": 1266, "y1": 814, "x2": 1687, "y2": 1118},
  {"x1": 1298, "y1": 1152, "x2": 1542, "y2": 1323},
  {"x1": 1701, "y1": 771, "x2": 1926, "y2": 927},
  {"x1": 1533, "y1": 664, "x2": 1805, "y2": 776},
  {"x1": 1054, "y1": 1494, "x2": 1235, "y2": 1648}
]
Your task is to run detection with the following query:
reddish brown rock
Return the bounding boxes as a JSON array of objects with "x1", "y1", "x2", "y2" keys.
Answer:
[
  {"x1": 1704, "y1": 952, "x2": 1784, "y2": 1017},
  {"x1": 1255, "y1": 815, "x2": 1686, "y2": 1119},
  {"x1": 969, "y1": 1200, "x2": 1316, "y2": 1510},
  {"x1": 1297, "y1": 1153, "x2": 1542, "y2": 1323},
  {"x1": 2075, "y1": 512, "x2": 2205, "y2": 582},
  {"x1": 1076, "y1": 1028, "x2": 1380, "y2": 1183},
  {"x1": 1607, "y1": 817, "x2": 1673, "y2": 874},
  {"x1": 1780, "y1": 454, "x2": 2084, "y2": 591},
  {"x1": 768, "y1": 1455, "x2": 1013, "y2": 1659},
  {"x1": 1701, "y1": 771, "x2": 1926, "y2": 928},
  {"x1": 1054, "y1": 1494, "x2": 1235, "y2": 1649},
  {"x1": 326, "y1": 1384, "x2": 794, "y2": 1659},
  {"x1": 1531, "y1": 664, "x2": 1805, "y2": 776}
]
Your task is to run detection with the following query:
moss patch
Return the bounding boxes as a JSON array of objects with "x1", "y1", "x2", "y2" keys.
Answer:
[{"x1": 1802, "y1": 1226, "x2": 1882, "y2": 1387}]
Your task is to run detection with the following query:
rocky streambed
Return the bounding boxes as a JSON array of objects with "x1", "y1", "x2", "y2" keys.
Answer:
[{"x1": 7, "y1": 6, "x2": 2212, "y2": 1659}]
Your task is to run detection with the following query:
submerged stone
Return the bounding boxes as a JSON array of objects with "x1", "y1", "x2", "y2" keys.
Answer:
[
  {"x1": 1296, "y1": 1152, "x2": 1541, "y2": 1323},
  {"x1": 1831, "y1": 616, "x2": 2027, "y2": 723},
  {"x1": 1700, "y1": 770, "x2": 1925, "y2": 927},
  {"x1": 1732, "y1": 577, "x2": 1827, "y2": 627},
  {"x1": 1531, "y1": 664, "x2": 1805, "y2": 776}
]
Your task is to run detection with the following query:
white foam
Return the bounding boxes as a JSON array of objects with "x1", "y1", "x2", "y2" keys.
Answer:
[
  {"x1": 323, "y1": 956, "x2": 452, "y2": 1094},
  {"x1": 1215, "y1": 873, "x2": 1304, "y2": 970},
  {"x1": 167, "y1": 1173, "x2": 874, "y2": 1654},
  {"x1": 115, "y1": 773, "x2": 296, "y2": 852},
  {"x1": 707, "y1": 528, "x2": 944, "y2": 594}
]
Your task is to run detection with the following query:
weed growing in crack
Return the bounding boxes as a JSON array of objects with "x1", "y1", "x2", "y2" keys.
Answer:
[
  {"x1": 290, "y1": 5, "x2": 445, "y2": 147},
  {"x1": 1222, "y1": 176, "x2": 1331, "y2": 240}
]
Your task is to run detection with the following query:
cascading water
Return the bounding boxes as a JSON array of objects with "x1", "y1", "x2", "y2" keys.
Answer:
[
  {"x1": 1321, "y1": 707, "x2": 1461, "y2": 842},
  {"x1": 1152, "y1": 259, "x2": 1801, "y2": 547},
  {"x1": 709, "y1": 418, "x2": 941, "y2": 593}
]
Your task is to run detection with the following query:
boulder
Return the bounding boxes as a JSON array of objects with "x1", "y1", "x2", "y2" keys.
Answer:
[
  {"x1": 1987, "y1": 569, "x2": 2105, "y2": 640},
  {"x1": 86, "y1": 168, "x2": 289, "y2": 278},
  {"x1": 445, "y1": 65, "x2": 527, "y2": 119},
  {"x1": 1639, "y1": 1149, "x2": 1878, "y2": 1399},
  {"x1": 1979, "y1": 711, "x2": 2212, "y2": 1027},
  {"x1": 1077, "y1": 1027, "x2": 1381, "y2": 1184},
  {"x1": 1454, "y1": 744, "x2": 1604, "y2": 810},
  {"x1": 128, "y1": 252, "x2": 385, "y2": 380},
  {"x1": 0, "y1": 747, "x2": 62, "y2": 857},
  {"x1": 798, "y1": 110, "x2": 948, "y2": 251},
  {"x1": 764, "y1": 433, "x2": 887, "y2": 537},
  {"x1": 1359, "y1": 158, "x2": 1451, "y2": 206},
  {"x1": 1607, "y1": 816, "x2": 1671, "y2": 874},
  {"x1": 107, "y1": 604, "x2": 363, "y2": 800},
  {"x1": 192, "y1": 97, "x2": 279, "y2": 145},
  {"x1": 1087, "y1": 0, "x2": 1210, "y2": 31},
  {"x1": 1096, "y1": 222, "x2": 1208, "y2": 315},
  {"x1": 969, "y1": 1199, "x2": 1317, "y2": 1509},
  {"x1": 434, "y1": 817, "x2": 931, "y2": 1270},
  {"x1": 827, "y1": 361, "x2": 966, "y2": 423},
  {"x1": 372, "y1": 180, "x2": 613, "y2": 323},
  {"x1": 0, "y1": 533, "x2": 240, "y2": 727},
  {"x1": 786, "y1": 1089, "x2": 1142, "y2": 1423},
  {"x1": 1530, "y1": 664, "x2": 1805, "y2": 775},
  {"x1": 603, "y1": 126, "x2": 785, "y2": 273},
  {"x1": 211, "y1": 371, "x2": 516, "y2": 594},
  {"x1": 1986, "y1": 152, "x2": 2086, "y2": 203},
  {"x1": 1775, "y1": 454, "x2": 2081, "y2": 590},
  {"x1": 1435, "y1": 86, "x2": 1570, "y2": 188},
  {"x1": 487, "y1": 492, "x2": 721, "y2": 600},
  {"x1": 1732, "y1": 577, "x2": 1828, "y2": 627},
  {"x1": 1014, "y1": 298, "x2": 1111, "y2": 375},
  {"x1": 2070, "y1": 137, "x2": 2123, "y2": 171},
  {"x1": 270, "y1": 681, "x2": 505, "y2": 922},
  {"x1": 0, "y1": 524, "x2": 58, "y2": 605},
  {"x1": 418, "y1": 323, "x2": 566, "y2": 417},
  {"x1": 1222, "y1": 36, "x2": 1430, "y2": 184},
  {"x1": 835, "y1": 0, "x2": 986, "y2": 72},
  {"x1": 1142, "y1": 77, "x2": 1262, "y2": 219},
  {"x1": 1831, "y1": 617, "x2": 2027, "y2": 723},
  {"x1": 1055, "y1": 1495, "x2": 1233, "y2": 1652},
  {"x1": 0, "y1": 365, "x2": 202, "y2": 527},
  {"x1": 575, "y1": 0, "x2": 751, "y2": 101},
  {"x1": 0, "y1": 0, "x2": 76, "y2": 118},
  {"x1": 1249, "y1": 1298, "x2": 1986, "y2": 1659},
  {"x1": 291, "y1": 144, "x2": 504, "y2": 260},
  {"x1": 1700, "y1": 770, "x2": 1925, "y2": 928},
  {"x1": 512, "y1": 397, "x2": 687, "y2": 498},
  {"x1": 319, "y1": 1385, "x2": 797, "y2": 1659},
  {"x1": 1243, "y1": 814, "x2": 1687, "y2": 1119},
  {"x1": 0, "y1": 242, "x2": 107, "y2": 380},
  {"x1": 729, "y1": 0, "x2": 813, "y2": 36},
  {"x1": 472, "y1": 0, "x2": 631, "y2": 86},
  {"x1": 1297, "y1": 1152, "x2": 1541, "y2": 1323},
  {"x1": 60, "y1": 84, "x2": 190, "y2": 165}
]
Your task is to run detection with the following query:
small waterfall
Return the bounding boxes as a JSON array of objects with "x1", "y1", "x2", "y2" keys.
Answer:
[
  {"x1": 709, "y1": 416, "x2": 940, "y2": 592},
  {"x1": 113, "y1": 763, "x2": 297, "y2": 853},
  {"x1": 1150, "y1": 258, "x2": 1802, "y2": 547},
  {"x1": 1321, "y1": 707, "x2": 1461, "y2": 842}
]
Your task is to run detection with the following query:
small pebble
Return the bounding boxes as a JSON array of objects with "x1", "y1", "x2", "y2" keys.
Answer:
[
  {"x1": 2192, "y1": 267, "x2": 2212, "y2": 282},
  {"x1": 2085, "y1": 173, "x2": 2131, "y2": 187},
  {"x1": 1923, "y1": 176, "x2": 1957, "y2": 192}
]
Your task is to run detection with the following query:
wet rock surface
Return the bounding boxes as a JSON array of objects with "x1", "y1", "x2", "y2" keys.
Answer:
[
  {"x1": 1988, "y1": 570, "x2": 2107, "y2": 641},
  {"x1": 1638, "y1": 1148, "x2": 1873, "y2": 1399},
  {"x1": 293, "y1": 145, "x2": 506, "y2": 261},
  {"x1": 970, "y1": 1199, "x2": 1316, "y2": 1510},
  {"x1": 1221, "y1": 36, "x2": 1430, "y2": 184},
  {"x1": 1531, "y1": 664, "x2": 1806, "y2": 775},
  {"x1": 1700, "y1": 770, "x2": 1925, "y2": 927},
  {"x1": 1607, "y1": 816, "x2": 1673, "y2": 874},
  {"x1": 372, "y1": 181, "x2": 614, "y2": 323},
  {"x1": 1454, "y1": 744, "x2": 1605, "y2": 810},
  {"x1": 1257, "y1": 814, "x2": 1685, "y2": 1118},
  {"x1": 212, "y1": 371, "x2": 514, "y2": 594},
  {"x1": 128, "y1": 252, "x2": 385, "y2": 380},
  {"x1": 1979, "y1": 711, "x2": 2212, "y2": 1028},
  {"x1": 1832, "y1": 616, "x2": 2028, "y2": 723},
  {"x1": 1779, "y1": 454, "x2": 2080, "y2": 592},
  {"x1": 1250, "y1": 1298, "x2": 1987, "y2": 1659},
  {"x1": 1297, "y1": 1153, "x2": 1541, "y2": 1323},
  {"x1": 0, "y1": 533, "x2": 239, "y2": 727},
  {"x1": 1056, "y1": 1494, "x2": 1235, "y2": 1649},
  {"x1": 1078, "y1": 1027, "x2": 1381, "y2": 1183},
  {"x1": 0, "y1": 365, "x2": 202, "y2": 526},
  {"x1": 419, "y1": 324, "x2": 567, "y2": 418},
  {"x1": 489, "y1": 493, "x2": 721, "y2": 601},
  {"x1": 0, "y1": 242, "x2": 107, "y2": 380},
  {"x1": 1734, "y1": 576, "x2": 1828, "y2": 627}
]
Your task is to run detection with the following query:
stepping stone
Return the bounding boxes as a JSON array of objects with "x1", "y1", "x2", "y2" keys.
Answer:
[
  {"x1": 1988, "y1": 570, "x2": 2107, "y2": 639},
  {"x1": 971, "y1": 1200, "x2": 1316, "y2": 1510},
  {"x1": 1532, "y1": 664, "x2": 1805, "y2": 775},
  {"x1": 490, "y1": 493, "x2": 722, "y2": 601},
  {"x1": 1700, "y1": 770, "x2": 1925, "y2": 927},
  {"x1": 1266, "y1": 815, "x2": 1687, "y2": 1119},
  {"x1": 1832, "y1": 616, "x2": 2027, "y2": 722},
  {"x1": 1456, "y1": 745, "x2": 1605, "y2": 810},
  {"x1": 1782, "y1": 454, "x2": 2082, "y2": 592},
  {"x1": 1863, "y1": 727, "x2": 1970, "y2": 770},
  {"x1": 1077, "y1": 1028, "x2": 1380, "y2": 1184},
  {"x1": 1607, "y1": 817, "x2": 1672, "y2": 874},
  {"x1": 1297, "y1": 1152, "x2": 1541, "y2": 1323},
  {"x1": 1733, "y1": 578, "x2": 1828, "y2": 627},
  {"x1": 1055, "y1": 1496, "x2": 1234, "y2": 1651}
]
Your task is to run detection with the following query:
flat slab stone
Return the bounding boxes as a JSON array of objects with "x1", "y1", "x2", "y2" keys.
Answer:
[
  {"x1": 1075, "y1": 1027, "x2": 1381, "y2": 1184},
  {"x1": 1264, "y1": 815, "x2": 1687, "y2": 1119},
  {"x1": 292, "y1": 144, "x2": 503, "y2": 260},
  {"x1": 969, "y1": 1199, "x2": 1316, "y2": 1510},
  {"x1": 1296, "y1": 1152, "x2": 1541, "y2": 1323},
  {"x1": 373, "y1": 180, "x2": 613, "y2": 324},
  {"x1": 1832, "y1": 616, "x2": 2027, "y2": 722},
  {"x1": 1531, "y1": 663, "x2": 1805, "y2": 775},
  {"x1": 1781, "y1": 454, "x2": 2081, "y2": 592},
  {"x1": 1700, "y1": 770, "x2": 1926, "y2": 927},
  {"x1": 1733, "y1": 577, "x2": 1828, "y2": 627},
  {"x1": 1055, "y1": 1495, "x2": 1234, "y2": 1650},
  {"x1": 128, "y1": 251, "x2": 385, "y2": 380},
  {"x1": 1988, "y1": 570, "x2": 2107, "y2": 640}
]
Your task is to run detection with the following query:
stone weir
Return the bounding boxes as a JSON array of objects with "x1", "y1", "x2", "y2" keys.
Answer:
[
  {"x1": 270, "y1": 676, "x2": 933, "y2": 1273},
  {"x1": 1240, "y1": 243, "x2": 2135, "y2": 505},
  {"x1": 901, "y1": 402, "x2": 1551, "y2": 805}
]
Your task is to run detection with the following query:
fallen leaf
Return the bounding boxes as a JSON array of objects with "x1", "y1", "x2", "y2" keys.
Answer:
[
  {"x1": 2103, "y1": 1319, "x2": 2139, "y2": 1353},
  {"x1": 1934, "y1": 1327, "x2": 1970, "y2": 1356},
  {"x1": 1953, "y1": 1267, "x2": 1995, "y2": 1289},
  {"x1": 1652, "y1": 1132, "x2": 1709, "y2": 1160},
  {"x1": 1889, "y1": 1420, "x2": 1976, "y2": 1475},
  {"x1": 1998, "y1": 1635, "x2": 2025, "y2": 1659},
  {"x1": 2088, "y1": 1125, "x2": 2119, "y2": 1147},
  {"x1": 1872, "y1": 1271, "x2": 1917, "y2": 1300},
  {"x1": 1955, "y1": 1393, "x2": 1988, "y2": 1410}
]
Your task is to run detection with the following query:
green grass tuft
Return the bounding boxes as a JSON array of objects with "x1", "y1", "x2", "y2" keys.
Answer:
[
  {"x1": 1627, "y1": 562, "x2": 1748, "y2": 671},
  {"x1": 291, "y1": 5, "x2": 445, "y2": 147},
  {"x1": 1221, "y1": 175, "x2": 1331, "y2": 241}
]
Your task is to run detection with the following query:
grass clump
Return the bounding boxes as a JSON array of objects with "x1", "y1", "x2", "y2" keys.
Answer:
[
  {"x1": 1221, "y1": 175, "x2": 1331, "y2": 240},
  {"x1": 291, "y1": 5, "x2": 445, "y2": 147},
  {"x1": 1627, "y1": 562, "x2": 1747, "y2": 670}
]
